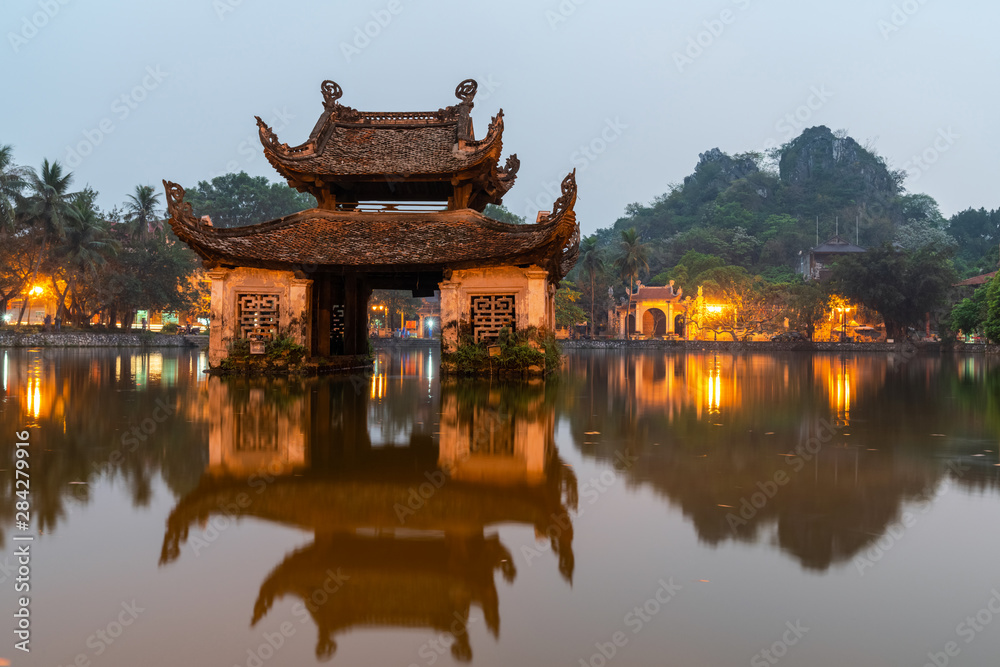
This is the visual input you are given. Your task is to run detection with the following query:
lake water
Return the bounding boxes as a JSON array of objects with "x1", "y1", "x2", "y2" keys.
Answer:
[{"x1": 2, "y1": 347, "x2": 999, "y2": 667}]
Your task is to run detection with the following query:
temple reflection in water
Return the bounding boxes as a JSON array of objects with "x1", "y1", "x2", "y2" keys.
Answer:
[
  {"x1": 563, "y1": 350, "x2": 1000, "y2": 571},
  {"x1": 3, "y1": 347, "x2": 1000, "y2": 665},
  {"x1": 161, "y1": 370, "x2": 576, "y2": 661}
]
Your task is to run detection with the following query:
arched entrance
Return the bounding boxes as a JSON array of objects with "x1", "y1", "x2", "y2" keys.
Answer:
[
  {"x1": 627, "y1": 314, "x2": 636, "y2": 336},
  {"x1": 674, "y1": 314, "x2": 685, "y2": 337},
  {"x1": 642, "y1": 308, "x2": 667, "y2": 337}
]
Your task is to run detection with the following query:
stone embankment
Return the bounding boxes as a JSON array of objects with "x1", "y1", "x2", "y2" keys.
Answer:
[
  {"x1": 0, "y1": 332, "x2": 197, "y2": 348},
  {"x1": 560, "y1": 339, "x2": 1000, "y2": 354},
  {"x1": 371, "y1": 338, "x2": 438, "y2": 349}
]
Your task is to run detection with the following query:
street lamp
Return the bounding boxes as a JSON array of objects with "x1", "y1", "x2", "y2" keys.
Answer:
[{"x1": 839, "y1": 306, "x2": 852, "y2": 342}]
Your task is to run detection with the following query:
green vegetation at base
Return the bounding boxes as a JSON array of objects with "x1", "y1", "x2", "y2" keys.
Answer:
[
  {"x1": 443, "y1": 327, "x2": 560, "y2": 376},
  {"x1": 219, "y1": 334, "x2": 309, "y2": 374},
  {"x1": 218, "y1": 333, "x2": 375, "y2": 376}
]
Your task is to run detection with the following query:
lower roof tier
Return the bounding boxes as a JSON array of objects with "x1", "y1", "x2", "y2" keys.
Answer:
[{"x1": 163, "y1": 173, "x2": 579, "y2": 281}]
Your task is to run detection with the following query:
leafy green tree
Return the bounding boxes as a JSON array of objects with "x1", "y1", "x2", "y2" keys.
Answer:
[
  {"x1": 948, "y1": 207, "x2": 999, "y2": 276},
  {"x1": 830, "y1": 243, "x2": 957, "y2": 340},
  {"x1": 613, "y1": 227, "x2": 649, "y2": 294},
  {"x1": 18, "y1": 159, "x2": 75, "y2": 323},
  {"x1": 894, "y1": 195, "x2": 955, "y2": 252},
  {"x1": 579, "y1": 236, "x2": 605, "y2": 336},
  {"x1": 984, "y1": 277, "x2": 1000, "y2": 343},
  {"x1": 555, "y1": 281, "x2": 586, "y2": 329},
  {"x1": 183, "y1": 172, "x2": 314, "y2": 228},
  {"x1": 783, "y1": 280, "x2": 830, "y2": 340},
  {"x1": 94, "y1": 230, "x2": 197, "y2": 329},
  {"x1": 0, "y1": 144, "x2": 27, "y2": 231},
  {"x1": 54, "y1": 199, "x2": 118, "y2": 322},
  {"x1": 483, "y1": 203, "x2": 526, "y2": 225},
  {"x1": 124, "y1": 184, "x2": 162, "y2": 242},
  {"x1": 370, "y1": 290, "x2": 419, "y2": 331},
  {"x1": 949, "y1": 283, "x2": 989, "y2": 339}
]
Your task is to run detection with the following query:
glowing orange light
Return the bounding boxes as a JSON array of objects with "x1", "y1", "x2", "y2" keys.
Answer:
[{"x1": 30, "y1": 285, "x2": 44, "y2": 296}]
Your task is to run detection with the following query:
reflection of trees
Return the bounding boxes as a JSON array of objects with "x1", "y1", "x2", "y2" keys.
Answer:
[
  {"x1": 161, "y1": 371, "x2": 577, "y2": 661},
  {"x1": 559, "y1": 350, "x2": 1000, "y2": 571},
  {"x1": 0, "y1": 349, "x2": 208, "y2": 539}
]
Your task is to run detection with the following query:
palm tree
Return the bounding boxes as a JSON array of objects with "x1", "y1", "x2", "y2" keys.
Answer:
[
  {"x1": 124, "y1": 185, "x2": 162, "y2": 243},
  {"x1": 0, "y1": 144, "x2": 27, "y2": 231},
  {"x1": 57, "y1": 200, "x2": 119, "y2": 324},
  {"x1": 580, "y1": 236, "x2": 605, "y2": 337},
  {"x1": 613, "y1": 227, "x2": 649, "y2": 295},
  {"x1": 18, "y1": 159, "x2": 74, "y2": 324}
]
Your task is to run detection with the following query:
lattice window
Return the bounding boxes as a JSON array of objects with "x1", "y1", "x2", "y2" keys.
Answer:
[
  {"x1": 330, "y1": 305, "x2": 345, "y2": 337},
  {"x1": 471, "y1": 294, "x2": 516, "y2": 343},
  {"x1": 330, "y1": 304, "x2": 345, "y2": 355},
  {"x1": 238, "y1": 294, "x2": 280, "y2": 342}
]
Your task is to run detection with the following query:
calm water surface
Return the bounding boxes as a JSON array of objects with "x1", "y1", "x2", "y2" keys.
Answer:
[{"x1": 2, "y1": 347, "x2": 1000, "y2": 666}]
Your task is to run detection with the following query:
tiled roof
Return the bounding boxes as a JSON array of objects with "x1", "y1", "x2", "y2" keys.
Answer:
[
  {"x1": 257, "y1": 79, "x2": 509, "y2": 179},
  {"x1": 260, "y1": 117, "x2": 505, "y2": 177},
  {"x1": 811, "y1": 234, "x2": 866, "y2": 254},
  {"x1": 630, "y1": 285, "x2": 682, "y2": 302},
  {"x1": 163, "y1": 172, "x2": 579, "y2": 280},
  {"x1": 954, "y1": 271, "x2": 996, "y2": 287}
]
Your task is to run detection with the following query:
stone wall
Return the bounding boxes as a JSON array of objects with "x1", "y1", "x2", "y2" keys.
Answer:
[
  {"x1": 371, "y1": 338, "x2": 439, "y2": 349},
  {"x1": 559, "y1": 339, "x2": 998, "y2": 354},
  {"x1": 0, "y1": 332, "x2": 195, "y2": 348}
]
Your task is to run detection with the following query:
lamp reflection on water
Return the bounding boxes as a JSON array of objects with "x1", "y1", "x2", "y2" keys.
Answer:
[
  {"x1": 831, "y1": 356, "x2": 852, "y2": 426},
  {"x1": 26, "y1": 377, "x2": 42, "y2": 420},
  {"x1": 705, "y1": 354, "x2": 722, "y2": 415}
]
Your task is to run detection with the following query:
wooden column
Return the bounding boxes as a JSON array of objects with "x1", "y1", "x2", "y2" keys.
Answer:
[
  {"x1": 343, "y1": 274, "x2": 372, "y2": 356},
  {"x1": 315, "y1": 275, "x2": 331, "y2": 357}
]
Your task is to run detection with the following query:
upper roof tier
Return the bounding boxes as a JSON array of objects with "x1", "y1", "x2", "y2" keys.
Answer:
[{"x1": 256, "y1": 79, "x2": 519, "y2": 210}]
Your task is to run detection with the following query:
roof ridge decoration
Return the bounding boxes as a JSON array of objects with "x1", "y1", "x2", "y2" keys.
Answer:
[
  {"x1": 542, "y1": 171, "x2": 580, "y2": 279},
  {"x1": 255, "y1": 78, "x2": 509, "y2": 191},
  {"x1": 546, "y1": 170, "x2": 577, "y2": 223},
  {"x1": 163, "y1": 180, "x2": 199, "y2": 228}
]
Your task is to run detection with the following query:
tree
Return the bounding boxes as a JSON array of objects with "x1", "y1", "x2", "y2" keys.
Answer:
[
  {"x1": 613, "y1": 227, "x2": 649, "y2": 294},
  {"x1": 894, "y1": 219, "x2": 956, "y2": 251},
  {"x1": 483, "y1": 203, "x2": 526, "y2": 225},
  {"x1": 0, "y1": 144, "x2": 27, "y2": 231},
  {"x1": 698, "y1": 267, "x2": 781, "y2": 340},
  {"x1": 555, "y1": 281, "x2": 586, "y2": 329},
  {"x1": 370, "y1": 290, "x2": 419, "y2": 332},
  {"x1": 18, "y1": 159, "x2": 75, "y2": 323},
  {"x1": 830, "y1": 243, "x2": 957, "y2": 340},
  {"x1": 783, "y1": 280, "x2": 829, "y2": 340},
  {"x1": 950, "y1": 282, "x2": 989, "y2": 339},
  {"x1": 183, "y1": 172, "x2": 314, "y2": 228},
  {"x1": 54, "y1": 199, "x2": 118, "y2": 323},
  {"x1": 124, "y1": 184, "x2": 162, "y2": 243},
  {"x1": 984, "y1": 277, "x2": 1000, "y2": 343},
  {"x1": 93, "y1": 229, "x2": 197, "y2": 330},
  {"x1": 579, "y1": 236, "x2": 605, "y2": 337}
]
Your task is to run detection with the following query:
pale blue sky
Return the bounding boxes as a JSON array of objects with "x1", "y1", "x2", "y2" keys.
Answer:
[{"x1": 3, "y1": 0, "x2": 997, "y2": 235}]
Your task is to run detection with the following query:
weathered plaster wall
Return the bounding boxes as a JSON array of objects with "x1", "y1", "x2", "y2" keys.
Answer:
[
  {"x1": 207, "y1": 268, "x2": 312, "y2": 366},
  {"x1": 439, "y1": 265, "x2": 553, "y2": 352}
]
